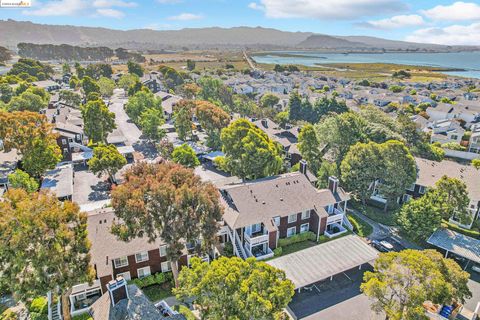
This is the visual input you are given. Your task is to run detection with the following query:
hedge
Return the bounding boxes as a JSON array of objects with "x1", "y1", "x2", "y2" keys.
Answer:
[
  {"x1": 29, "y1": 297, "x2": 48, "y2": 315},
  {"x1": 278, "y1": 231, "x2": 316, "y2": 247},
  {"x1": 128, "y1": 272, "x2": 173, "y2": 289},
  {"x1": 348, "y1": 215, "x2": 373, "y2": 237},
  {"x1": 273, "y1": 247, "x2": 283, "y2": 257},
  {"x1": 72, "y1": 313, "x2": 93, "y2": 320},
  {"x1": 442, "y1": 221, "x2": 480, "y2": 239}
]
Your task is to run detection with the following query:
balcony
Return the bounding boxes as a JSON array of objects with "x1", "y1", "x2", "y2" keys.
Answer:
[
  {"x1": 324, "y1": 222, "x2": 348, "y2": 238},
  {"x1": 326, "y1": 208, "x2": 344, "y2": 225},
  {"x1": 245, "y1": 244, "x2": 274, "y2": 261},
  {"x1": 69, "y1": 280, "x2": 102, "y2": 317},
  {"x1": 244, "y1": 229, "x2": 269, "y2": 247}
]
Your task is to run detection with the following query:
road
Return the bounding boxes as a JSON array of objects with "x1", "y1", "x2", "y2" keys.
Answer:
[{"x1": 243, "y1": 50, "x2": 257, "y2": 71}]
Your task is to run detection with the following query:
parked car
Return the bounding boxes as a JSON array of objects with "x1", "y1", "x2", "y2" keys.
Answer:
[{"x1": 371, "y1": 239, "x2": 394, "y2": 252}]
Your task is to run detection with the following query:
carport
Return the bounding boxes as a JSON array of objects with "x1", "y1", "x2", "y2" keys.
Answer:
[
  {"x1": 267, "y1": 235, "x2": 378, "y2": 290},
  {"x1": 427, "y1": 228, "x2": 480, "y2": 269}
]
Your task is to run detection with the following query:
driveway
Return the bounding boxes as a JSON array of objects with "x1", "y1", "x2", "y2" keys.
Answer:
[{"x1": 289, "y1": 265, "x2": 384, "y2": 320}]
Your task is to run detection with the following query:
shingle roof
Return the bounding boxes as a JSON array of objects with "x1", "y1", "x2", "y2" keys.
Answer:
[
  {"x1": 221, "y1": 172, "x2": 333, "y2": 229},
  {"x1": 87, "y1": 208, "x2": 167, "y2": 277},
  {"x1": 415, "y1": 158, "x2": 480, "y2": 204}
]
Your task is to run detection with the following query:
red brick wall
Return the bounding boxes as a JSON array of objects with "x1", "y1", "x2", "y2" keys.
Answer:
[
  {"x1": 277, "y1": 209, "x2": 319, "y2": 238},
  {"x1": 268, "y1": 230, "x2": 277, "y2": 250}
]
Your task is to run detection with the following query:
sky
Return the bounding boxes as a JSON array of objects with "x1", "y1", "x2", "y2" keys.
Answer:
[{"x1": 0, "y1": 0, "x2": 480, "y2": 45}]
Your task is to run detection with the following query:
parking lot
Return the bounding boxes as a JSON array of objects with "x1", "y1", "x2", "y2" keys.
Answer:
[{"x1": 289, "y1": 264, "x2": 384, "y2": 320}]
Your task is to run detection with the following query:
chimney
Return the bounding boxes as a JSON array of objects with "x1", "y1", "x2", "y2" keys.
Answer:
[
  {"x1": 328, "y1": 176, "x2": 339, "y2": 194},
  {"x1": 261, "y1": 119, "x2": 268, "y2": 128},
  {"x1": 299, "y1": 160, "x2": 307, "y2": 175},
  {"x1": 107, "y1": 276, "x2": 129, "y2": 306}
]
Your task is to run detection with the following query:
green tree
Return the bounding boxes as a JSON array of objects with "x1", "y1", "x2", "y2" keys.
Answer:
[
  {"x1": 198, "y1": 76, "x2": 233, "y2": 108},
  {"x1": 88, "y1": 144, "x2": 127, "y2": 183},
  {"x1": 125, "y1": 90, "x2": 162, "y2": 123},
  {"x1": 127, "y1": 60, "x2": 144, "y2": 77},
  {"x1": 313, "y1": 96, "x2": 348, "y2": 120},
  {"x1": 195, "y1": 100, "x2": 230, "y2": 149},
  {"x1": 22, "y1": 136, "x2": 63, "y2": 178},
  {"x1": 59, "y1": 90, "x2": 82, "y2": 107},
  {"x1": 298, "y1": 124, "x2": 321, "y2": 173},
  {"x1": 174, "y1": 100, "x2": 194, "y2": 141},
  {"x1": 7, "y1": 169, "x2": 38, "y2": 193},
  {"x1": 317, "y1": 161, "x2": 338, "y2": 189},
  {"x1": 0, "y1": 189, "x2": 94, "y2": 302},
  {"x1": 8, "y1": 89, "x2": 48, "y2": 112},
  {"x1": 186, "y1": 59, "x2": 196, "y2": 71},
  {"x1": 111, "y1": 162, "x2": 223, "y2": 286},
  {"x1": 260, "y1": 93, "x2": 279, "y2": 108},
  {"x1": 97, "y1": 76, "x2": 115, "y2": 97},
  {"x1": 118, "y1": 73, "x2": 139, "y2": 92},
  {"x1": 361, "y1": 249, "x2": 471, "y2": 320},
  {"x1": 156, "y1": 139, "x2": 174, "y2": 160},
  {"x1": 172, "y1": 143, "x2": 200, "y2": 168},
  {"x1": 62, "y1": 63, "x2": 71, "y2": 75},
  {"x1": 340, "y1": 142, "x2": 381, "y2": 205},
  {"x1": 220, "y1": 119, "x2": 283, "y2": 180},
  {"x1": 0, "y1": 83, "x2": 13, "y2": 103},
  {"x1": 473, "y1": 159, "x2": 480, "y2": 170},
  {"x1": 429, "y1": 176, "x2": 471, "y2": 225},
  {"x1": 139, "y1": 107, "x2": 165, "y2": 142},
  {"x1": 175, "y1": 256, "x2": 294, "y2": 320},
  {"x1": 398, "y1": 196, "x2": 442, "y2": 240},
  {"x1": 378, "y1": 140, "x2": 417, "y2": 212},
  {"x1": 288, "y1": 91, "x2": 302, "y2": 121},
  {"x1": 81, "y1": 76, "x2": 100, "y2": 97},
  {"x1": 315, "y1": 112, "x2": 367, "y2": 165},
  {"x1": 81, "y1": 100, "x2": 116, "y2": 143},
  {"x1": 275, "y1": 111, "x2": 289, "y2": 128},
  {"x1": 232, "y1": 94, "x2": 258, "y2": 116}
]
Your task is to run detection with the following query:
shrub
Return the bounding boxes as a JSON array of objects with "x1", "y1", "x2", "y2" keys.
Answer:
[
  {"x1": 278, "y1": 231, "x2": 316, "y2": 247},
  {"x1": 72, "y1": 314, "x2": 93, "y2": 320},
  {"x1": 223, "y1": 242, "x2": 234, "y2": 257},
  {"x1": 29, "y1": 297, "x2": 47, "y2": 315},
  {"x1": 273, "y1": 247, "x2": 283, "y2": 256},
  {"x1": 29, "y1": 313, "x2": 48, "y2": 320},
  {"x1": 441, "y1": 142, "x2": 466, "y2": 151},
  {"x1": 0, "y1": 309, "x2": 17, "y2": 320},
  {"x1": 442, "y1": 221, "x2": 480, "y2": 239},
  {"x1": 389, "y1": 85, "x2": 404, "y2": 93},
  {"x1": 128, "y1": 272, "x2": 170, "y2": 288},
  {"x1": 173, "y1": 305, "x2": 196, "y2": 320}
]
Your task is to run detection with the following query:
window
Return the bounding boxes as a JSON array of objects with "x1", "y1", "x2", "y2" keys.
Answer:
[
  {"x1": 161, "y1": 261, "x2": 171, "y2": 273},
  {"x1": 406, "y1": 184, "x2": 415, "y2": 192},
  {"x1": 116, "y1": 271, "x2": 131, "y2": 281},
  {"x1": 300, "y1": 223, "x2": 309, "y2": 233},
  {"x1": 113, "y1": 256, "x2": 128, "y2": 268},
  {"x1": 62, "y1": 139, "x2": 67, "y2": 145},
  {"x1": 159, "y1": 245, "x2": 167, "y2": 257},
  {"x1": 135, "y1": 251, "x2": 149, "y2": 263},
  {"x1": 451, "y1": 135, "x2": 458, "y2": 140},
  {"x1": 288, "y1": 214, "x2": 297, "y2": 223},
  {"x1": 273, "y1": 216, "x2": 280, "y2": 226},
  {"x1": 301, "y1": 210, "x2": 310, "y2": 220},
  {"x1": 137, "y1": 267, "x2": 151, "y2": 279},
  {"x1": 419, "y1": 186, "x2": 426, "y2": 194},
  {"x1": 287, "y1": 227, "x2": 296, "y2": 238},
  {"x1": 402, "y1": 194, "x2": 412, "y2": 203}
]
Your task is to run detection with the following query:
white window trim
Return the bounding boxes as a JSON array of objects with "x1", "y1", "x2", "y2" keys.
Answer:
[
  {"x1": 301, "y1": 210, "x2": 310, "y2": 220},
  {"x1": 287, "y1": 227, "x2": 296, "y2": 238},
  {"x1": 273, "y1": 216, "x2": 280, "y2": 226},
  {"x1": 135, "y1": 251, "x2": 149, "y2": 263},
  {"x1": 300, "y1": 223, "x2": 309, "y2": 233},
  {"x1": 419, "y1": 186, "x2": 426, "y2": 194},
  {"x1": 137, "y1": 266, "x2": 151, "y2": 279},
  {"x1": 161, "y1": 261, "x2": 171, "y2": 273},
  {"x1": 159, "y1": 245, "x2": 167, "y2": 257},
  {"x1": 288, "y1": 214, "x2": 297, "y2": 223},
  {"x1": 116, "y1": 271, "x2": 131, "y2": 281},
  {"x1": 406, "y1": 183, "x2": 415, "y2": 192},
  {"x1": 113, "y1": 256, "x2": 129, "y2": 269}
]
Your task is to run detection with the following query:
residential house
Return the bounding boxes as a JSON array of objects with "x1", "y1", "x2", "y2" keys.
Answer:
[
  {"x1": 154, "y1": 91, "x2": 182, "y2": 121},
  {"x1": 468, "y1": 124, "x2": 480, "y2": 154},
  {"x1": 141, "y1": 72, "x2": 163, "y2": 93},
  {"x1": 32, "y1": 79, "x2": 61, "y2": 92},
  {"x1": 220, "y1": 172, "x2": 351, "y2": 260},
  {"x1": 429, "y1": 119, "x2": 465, "y2": 145},
  {"x1": 0, "y1": 150, "x2": 19, "y2": 196},
  {"x1": 40, "y1": 163, "x2": 74, "y2": 201},
  {"x1": 404, "y1": 158, "x2": 480, "y2": 229}
]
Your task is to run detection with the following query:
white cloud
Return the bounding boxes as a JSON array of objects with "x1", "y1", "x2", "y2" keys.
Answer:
[
  {"x1": 421, "y1": 2, "x2": 480, "y2": 21},
  {"x1": 247, "y1": 0, "x2": 406, "y2": 20},
  {"x1": 93, "y1": 0, "x2": 137, "y2": 8},
  {"x1": 167, "y1": 13, "x2": 203, "y2": 21},
  {"x1": 360, "y1": 14, "x2": 425, "y2": 29},
  {"x1": 248, "y1": 2, "x2": 264, "y2": 11},
  {"x1": 96, "y1": 8, "x2": 125, "y2": 18},
  {"x1": 23, "y1": 0, "x2": 134, "y2": 17},
  {"x1": 406, "y1": 23, "x2": 480, "y2": 45},
  {"x1": 143, "y1": 22, "x2": 173, "y2": 30},
  {"x1": 157, "y1": 0, "x2": 182, "y2": 3}
]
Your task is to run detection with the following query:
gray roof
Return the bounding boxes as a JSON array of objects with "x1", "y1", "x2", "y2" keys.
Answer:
[
  {"x1": 415, "y1": 158, "x2": 480, "y2": 204},
  {"x1": 40, "y1": 163, "x2": 73, "y2": 199},
  {"x1": 90, "y1": 284, "x2": 185, "y2": 320},
  {"x1": 267, "y1": 235, "x2": 378, "y2": 289},
  {"x1": 427, "y1": 228, "x2": 480, "y2": 264},
  {"x1": 221, "y1": 172, "x2": 336, "y2": 229},
  {"x1": 87, "y1": 208, "x2": 167, "y2": 277}
]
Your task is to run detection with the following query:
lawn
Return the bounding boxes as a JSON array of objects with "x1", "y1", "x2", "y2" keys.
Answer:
[
  {"x1": 280, "y1": 240, "x2": 318, "y2": 256},
  {"x1": 350, "y1": 201, "x2": 399, "y2": 226},
  {"x1": 142, "y1": 283, "x2": 173, "y2": 303},
  {"x1": 348, "y1": 214, "x2": 373, "y2": 237},
  {"x1": 174, "y1": 305, "x2": 196, "y2": 320}
]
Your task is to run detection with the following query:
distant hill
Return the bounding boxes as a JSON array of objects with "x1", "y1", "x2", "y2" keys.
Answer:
[{"x1": 0, "y1": 19, "x2": 478, "y2": 52}]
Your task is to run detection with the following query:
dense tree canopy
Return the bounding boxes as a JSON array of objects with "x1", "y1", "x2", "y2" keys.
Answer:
[
  {"x1": 198, "y1": 76, "x2": 233, "y2": 109},
  {"x1": 125, "y1": 90, "x2": 162, "y2": 123},
  {"x1": 81, "y1": 99, "x2": 116, "y2": 143},
  {"x1": 220, "y1": 119, "x2": 283, "y2": 180},
  {"x1": 138, "y1": 107, "x2": 165, "y2": 142},
  {"x1": 0, "y1": 189, "x2": 94, "y2": 301},
  {"x1": 298, "y1": 124, "x2": 321, "y2": 174},
  {"x1": 127, "y1": 60, "x2": 144, "y2": 77},
  {"x1": 172, "y1": 143, "x2": 200, "y2": 168},
  {"x1": 175, "y1": 256, "x2": 295, "y2": 320},
  {"x1": 59, "y1": 90, "x2": 82, "y2": 107},
  {"x1": 7, "y1": 58, "x2": 53, "y2": 80},
  {"x1": 118, "y1": 74, "x2": 139, "y2": 92},
  {"x1": 81, "y1": 76, "x2": 100, "y2": 97},
  {"x1": 88, "y1": 144, "x2": 127, "y2": 183},
  {"x1": 174, "y1": 100, "x2": 195, "y2": 141},
  {"x1": 195, "y1": 100, "x2": 230, "y2": 149},
  {"x1": 362, "y1": 250, "x2": 471, "y2": 320},
  {"x1": 111, "y1": 162, "x2": 223, "y2": 285},
  {"x1": 398, "y1": 196, "x2": 443, "y2": 240},
  {"x1": 97, "y1": 76, "x2": 115, "y2": 97},
  {"x1": 260, "y1": 93, "x2": 280, "y2": 109},
  {"x1": 8, "y1": 88, "x2": 49, "y2": 112},
  {"x1": 7, "y1": 169, "x2": 38, "y2": 193}
]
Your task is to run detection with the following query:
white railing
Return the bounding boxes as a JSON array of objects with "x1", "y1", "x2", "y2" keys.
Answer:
[
  {"x1": 324, "y1": 223, "x2": 348, "y2": 238},
  {"x1": 244, "y1": 231, "x2": 269, "y2": 247},
  {"x1": 327, "y1": 213, "x2": 344, "y2": 225},
  {"x1": 187, "y1": 254, "x2": 210, "y2": 266},
  {"x1": 343, "y1": 215, "x2": 354, "y2": 231},
  {"x1": 255, "y1": 248, "x2": 274, "y2": 261},
  {"x1": 234, "y1": 231, "x2": 247, "y2": 259}
]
